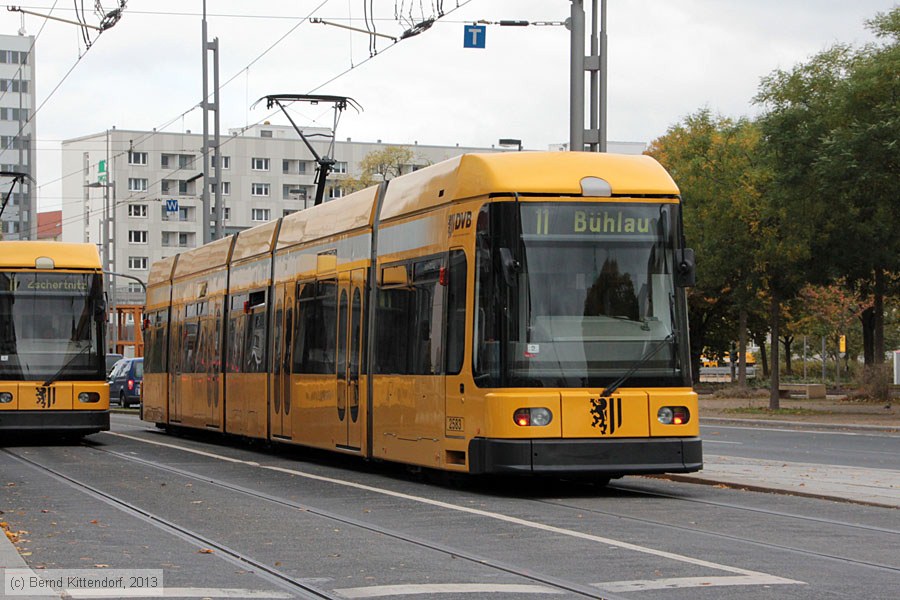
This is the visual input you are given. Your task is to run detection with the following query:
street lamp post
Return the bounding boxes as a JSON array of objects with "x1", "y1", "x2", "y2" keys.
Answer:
[{"x1": 85, "y1": 179, "x2": 116, "y2": 352}]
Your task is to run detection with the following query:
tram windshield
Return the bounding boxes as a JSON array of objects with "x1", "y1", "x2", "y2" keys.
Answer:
[
  {"x1": 473, "y1": 201, "x2": 691, "y2": 388},
  {"x1": 0, "y1": 272, "x2": 105, "y2": 381}
]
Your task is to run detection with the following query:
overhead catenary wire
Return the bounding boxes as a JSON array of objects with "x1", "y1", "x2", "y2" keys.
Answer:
[{"x1": 28, "y1": 0, "x2": 477, "y2": 236}]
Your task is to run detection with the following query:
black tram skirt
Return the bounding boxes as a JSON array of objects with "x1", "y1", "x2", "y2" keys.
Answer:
[
  {"x1": 0, "y1": 410, "x2": 110, "y2": 434},
  {"x1": 468, "y1": 437, "x2": 703, "y2": 475}
]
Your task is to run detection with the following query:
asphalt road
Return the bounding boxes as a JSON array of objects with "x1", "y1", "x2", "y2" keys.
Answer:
[
  {"x1": 1, "y1": 413, "x2": 898, "y2": 600},
  {"x1": 700, "y1": 422, "x2": 900, "y2": 470}
]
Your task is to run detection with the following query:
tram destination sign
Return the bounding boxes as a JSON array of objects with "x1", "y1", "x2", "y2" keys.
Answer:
[{"x1": 524, "y1": 204, "x2": 668, "y2": 239}]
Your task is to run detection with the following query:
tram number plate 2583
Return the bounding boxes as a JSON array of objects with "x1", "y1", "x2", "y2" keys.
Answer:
[{"x1": 446, "y1": 416, "x2": 464, "y2": 432}]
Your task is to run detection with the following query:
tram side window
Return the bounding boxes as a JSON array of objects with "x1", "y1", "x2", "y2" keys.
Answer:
[
  {"x1": 293, "y1": 280, "x2": 337, "y2": 374},
  {"x1": 244, "y1": 310, "x2": 267, "y2": 373},
  {"x1": 181, "y1": 321, "x2": 199, "y2": 373},
  {"x1": 227, "y1": 295, "x2": 245, "y2": 374},
  {"x1": 374, "y1": 284, "x2": 410, "y2": 374},
  {"x1": 228, "y1": 314, "x2": 245, "y2": 373},
  {"x1": 446, "y1": 250, "x2": 467, "y2": 375},
  {"x1": 375, "y1": 257, "x2": 444, "y2": 375},
  {"x1": 412, "y1": 262, "x2": 442, "y2": 375}
]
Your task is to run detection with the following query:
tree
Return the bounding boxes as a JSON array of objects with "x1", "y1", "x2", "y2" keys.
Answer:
[
  {"x1": 341, "y1": 146, "x2": 423, "y2": 193},
  {"x1": 794, "y1": 282, "x2": 870, "y2": 384},
  {"x1": 647, "y1": 111, "x2": 771, "y2": 387},
  {"x1": 756, "y1": 7, "x2": 900, "y2": 366}
]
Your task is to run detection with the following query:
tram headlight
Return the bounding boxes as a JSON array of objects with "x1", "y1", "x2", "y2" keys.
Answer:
[
  {"x1": 78, "y1": 392, "x2": 101, "y2": 404},
  {"x1": 513, "y1": 408, "x2": 553, "y2": 427},
  {"x1": 0, "y1": 392, "x2": 12, "y2": 404},
  {"x1": 657, "y1": 406, "x2": 690, "y2": 425}
]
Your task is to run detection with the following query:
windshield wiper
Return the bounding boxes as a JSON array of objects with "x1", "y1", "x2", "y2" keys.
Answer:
[
  {"x1": 42, "y1": 344, "x2": 92, "y2": 387},
  {"x1": 600, "y1": 333, "x2": 675, "y2": 398}
]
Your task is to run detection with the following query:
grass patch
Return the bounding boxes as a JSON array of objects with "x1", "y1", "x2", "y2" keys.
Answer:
[{"x1": 724, "y1": 407, "x2": 830, "y2": 417}]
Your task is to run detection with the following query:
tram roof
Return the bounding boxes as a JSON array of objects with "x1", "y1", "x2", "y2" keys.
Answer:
[
  {"x1": 379, "y1": 151, "x2": 680, "y2": 221},
  {"x1": 147, "y1": 254, "x2": 178, "y2": 286},
  {"x1": 232, "y1": 220, "x2": 279, "y2": 263},
  {"x1": 0, "y1": 241, "x2": 101, "y2": 270},
  {"x1": 172, "y1": 234, "x2": 235, "y2": 280},
  {"x1": 277, "y1": 185, "x2": 379, "y2": 251}
]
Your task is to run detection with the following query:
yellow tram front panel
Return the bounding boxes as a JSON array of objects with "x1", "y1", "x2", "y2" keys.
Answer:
[
  {"x1": 15, "y1": 383, "x2": 73, "y2": 410},
  {"x1": 647, "y1": 389, "x2": 700, "y2": 437},
  {"x1": 481, "y1": 392, "x2": 562, "y2": 438},
  {"x1": 2, "y1": 382, "x2": 108, "y2": 412},
  {"x1": 559, "y1": 390, "x2": 651, "y2": 438}
]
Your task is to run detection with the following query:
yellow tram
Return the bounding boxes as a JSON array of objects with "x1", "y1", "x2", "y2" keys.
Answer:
[
  {"x1": 0, "y1": 241, "x2": 109, "y2": 435},
  {"x1": 143, "y1": 152, "x2": 701, "y2": 476}
]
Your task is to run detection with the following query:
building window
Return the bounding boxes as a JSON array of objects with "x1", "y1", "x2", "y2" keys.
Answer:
[
  {"x1": 178, "y1": 154, "x2": 194, "y2": 168},
  {"x1": 329, "y1": 186, "x2": 344, "y2": 199},
  {"x1": 179, "y1": 180, "x2": 191, "y2": 195},
  {"x1": 128, "y1": 178, "x2": 148, "y2": 192},
  {"x1": 128, "y1": 230, "x2": 148, "y2": 244},
  {"x1": 208, "y1": 206, "x2": 231, "y2": 220},
  {"x1": 128, "y1": 151, "x2": 148, "y2": 165},
  {"x1": 251, "y1": 157, "x2": 270, "y2": 171},
  {"x1": 208, "y1": 181, "x2": 231, "y2": 196},
  {"x1": 283, "y1": 209, "x2": 297, "y2": 217},
  {"x1": 260, "y1": 130, "x2": 273, "y2": 138},
  {"x1": 251, "y1": 208, "x2": 270, "y2": 222},
  {"x1": 0, "y1": 108, "x2": 28, "y2": 121},
  {"x1": 212, "y1": 155, "x2": 230, "y2": 169},
  {"x1": 128, "y1": 256, "x2": 148, "y2": 270},
  {"x1": 0, "y1": 50, "x2": 28, "y2": 65},
  {"x1": 128, "y1": 204, "x2": 148, "y2": 218},
  {"x1": 161, "y1": 154, "x2": 170, "y2": 168},
  {"x1": 0, "y1": 79, "x2": 28, "y2": 93},
  {"x1": 298, "y1": 162, "x2": 307, "y2": 174},
  {"x1": 251, "y1": 183, "x2": 270, "y2": 197},
  {"x1": 334, "y1": 161, "x2": 348, "y2": 174}
]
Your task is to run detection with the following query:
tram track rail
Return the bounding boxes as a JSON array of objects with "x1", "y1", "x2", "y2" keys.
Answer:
[
  {"x1": 101, "y1": 425, "x2": 898, "y2": 580},
  {"x1": 100, "y1": 420, "x2": 900, "y2": 580},
  {"x1": 3, "y1": 445, "x2": 627, "y2": 600},
  {"x1": 531, "y1": 493, "x2": 900, "y2": 575},
  {"x1": 2, "y1": 447, "x2": 343, "y2": 600}
]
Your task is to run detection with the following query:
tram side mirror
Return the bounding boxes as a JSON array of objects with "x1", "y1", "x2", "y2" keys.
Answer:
[
  {"x1": 676, "y1": 248, "x2": 696, "y2": 288},
  {"x1": 499, "y1": 248, "x2": 520, "y2": 287}
]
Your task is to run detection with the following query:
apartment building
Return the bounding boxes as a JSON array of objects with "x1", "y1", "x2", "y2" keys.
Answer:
[
  {"x1": 60, "y1": 124, "x2": 502, "y2": 302},
  {"x1": 0, "y1": 33, "x2": 36, "y2": 239}
]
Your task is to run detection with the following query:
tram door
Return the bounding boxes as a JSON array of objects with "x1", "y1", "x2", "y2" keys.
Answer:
[
  {"x1": 336, "y1": 269, "x2": 364, "y2": 449},
  {"x1": 168, "y1": 309, "x2": 182, "y2": 423},
  {"x1": 271, "y1": 284, "x2": 293, "y2": 440}
]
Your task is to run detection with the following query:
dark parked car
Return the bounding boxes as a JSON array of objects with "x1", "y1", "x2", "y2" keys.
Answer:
[
  {"x1": 105, "y1": 353, "x2": 124, "y2": 376},
  {"x1": 108, "y1": 358, "x2": 143, "y2": 408}
]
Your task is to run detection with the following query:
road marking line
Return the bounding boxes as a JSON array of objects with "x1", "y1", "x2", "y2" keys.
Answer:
[
  {"x1": 701, "y1": 424, "x2": 893, "y2": 437},
  {"x1": 106, "y1": 431, "x2": 805, "y2": 585},
  {"x1": 594, "y1": 574, "x2": 802, "y2": 592},
  {"x1": 334, "y1": 583, "x2": 562, "y2": 597},
  {"x1": 62, "y1": 588, "x2": 292, "y2": 598}
]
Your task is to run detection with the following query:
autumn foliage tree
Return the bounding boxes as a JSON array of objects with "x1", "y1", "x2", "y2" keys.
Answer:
[{"x1": 647, "y1": 110, "x2": 770, "y2": 388}]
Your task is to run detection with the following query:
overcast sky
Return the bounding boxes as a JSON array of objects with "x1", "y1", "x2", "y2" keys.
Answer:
[{"x1": 1, "y1": 0, "x2": 894, "y2": 211}]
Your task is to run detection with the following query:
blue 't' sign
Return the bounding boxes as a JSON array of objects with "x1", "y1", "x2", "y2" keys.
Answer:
[
  {"x1": 166, "y1": 199, "x2": 179, "y2": 212},
  {"x1": 464, "y1": 25, "x2": 486, "y2": 48}
]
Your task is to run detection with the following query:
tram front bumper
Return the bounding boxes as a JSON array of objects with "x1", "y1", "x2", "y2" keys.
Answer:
[
  {"x1": 467, "y1": 436, "x2": 702, "y2": 475},
  {"x1": 0, "y1": 410, "x2": 110, "y2": 434}
]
